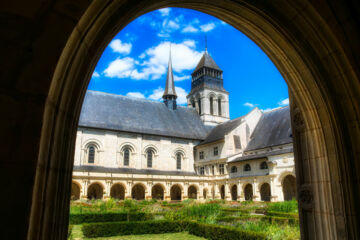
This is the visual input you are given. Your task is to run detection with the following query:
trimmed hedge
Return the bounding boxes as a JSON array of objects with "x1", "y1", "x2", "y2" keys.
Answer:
[
  {"x1": 262, "y1": 216, "x2": 299, "y2": 226},
  {"x1": 217, "y1": 215, "x2": 263, "y2": 223},
  {"x1": 82, "y1": 220, "x2": 187, "y2": 238},
  {"x1": 188, "y1": 222, "x2": 266, "y2": 240},
  {"x1": 69, "y1": 212, "x2": 153, "y2": 224},
  {"x1": 266, "y1": 211, "x2": 299, "y2": 219},
  {"x1": 82, "y1": 220, "x2": 267, "y2": 239}
]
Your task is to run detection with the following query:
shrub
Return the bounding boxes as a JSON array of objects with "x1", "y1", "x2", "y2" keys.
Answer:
[
  {"x1": 188, "y1": 222, "x2": 266, "y2": 240},
  {"x1": 184, "y1": 203, "x2": 221, "y2": 223},
  {"x1": 266, "y1": 211, "x2": 299, "y2": 219},
  {"x1": 262, "y1": 216, "x2": 299, "y2": 226},
  {"x1": 216, "y1": 215, "x2": 263, "y2": 223},
  {"x1": 267, "y1": 199, "x2": 298, "y2": 213},
  {"x1": 67, "y1": 225, "x2": 73, "y2": 239},
  {"x1": 82, "y1": 220, "x2": 267, "y2": 239},
  {"x1": 82, "y1": 220, "x2": 188, "y2": 238},
  {"x1": 69, "y1": 212, "x2": 153, "y2": 224}
]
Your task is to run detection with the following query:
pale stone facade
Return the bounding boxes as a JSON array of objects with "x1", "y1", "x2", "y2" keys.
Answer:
[{"x1": 72, "y1": 51, "x2": 296, "y2": 202}]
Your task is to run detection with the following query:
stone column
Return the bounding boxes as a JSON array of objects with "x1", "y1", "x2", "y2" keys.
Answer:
[
  {"x1": 183, "y1": 182, "x2": 189, "y2": 200},
  {"x1": 225, "y1": 182, "x2": 231, "y2": 201},
  {"x1": 214, "y1": 182, "x2": 220, "y2": 199},
  {"x1": 270, "y1": 177, "x2": 276, "y2": 202},
  {"x1": 126, "y1": 181, "x2": 133, "y2": 199},
  {"x1": 165, "y1": 182, "x2": 171, "y2": 201},
  {"x1": 105, "y1": 180, "x2": 111, "y2": 199},
  {"x1": 199, "y1": 183, "x2": 204, "y2": 200},
  {"x1": 146, "y1": 181, "x2": 152, "y2": 200},
  {"x1": 253, "y1": 179, "x2": 259, "y2": 201},
  {"x1": 82, "y1": 180, "x2": 88, "y2": 199},
  {"x1": 237, "y1": 181, "x2": 242, "y2": 200}
]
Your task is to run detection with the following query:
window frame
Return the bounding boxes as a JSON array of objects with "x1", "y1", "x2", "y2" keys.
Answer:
[
  {"x1": 176, "y1": 152, "x2": 182, "y2": 170},
  {"x1": 123, "y1": 147, "x2": 130, "y2": 166},
  {"x1": 88, "y1": 145, "x2": 95, "y2": 164},
  {"x1": 200, "y1": 166, "x2": 205, "y2": 175},
  {"x1": 219, "y1": 164, "x2": 225, "y2": 175},
  {"x1": 244, "y1": 164, "x2": 251, "y2": 172},
  {"x1": 213, "y1": 146, "x2": 218, "y2": 156},
  {"x1": 199, "y1": 151, "x2": 204, "y2": 160},
  {"x1": 260, "y1": 161, "x2": 268, "y2": 170},
  {"x1": 146, "y1": 149, "x2": 153, "y2": 168},
  {"x1": 231, "y1": 166, "x2": 237, "y2": 173}
]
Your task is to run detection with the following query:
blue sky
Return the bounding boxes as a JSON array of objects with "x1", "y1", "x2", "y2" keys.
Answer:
[{"x1": 89, "y1": 7, "x2": 288, "y2": 119}]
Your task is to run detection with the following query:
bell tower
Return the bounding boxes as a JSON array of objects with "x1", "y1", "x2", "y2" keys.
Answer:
[{"x1": 187, "y1": 50, "x2": 229, "y2": 126}]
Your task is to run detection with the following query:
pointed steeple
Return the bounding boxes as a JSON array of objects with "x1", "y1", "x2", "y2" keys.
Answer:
[{"x1": 163, "y1": 45, "x2": 177, "y2": 110}]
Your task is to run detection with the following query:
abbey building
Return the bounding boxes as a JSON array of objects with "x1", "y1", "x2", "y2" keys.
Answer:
[{"x1": 71, "y1": 50, "x2": 296, "y2": 202}]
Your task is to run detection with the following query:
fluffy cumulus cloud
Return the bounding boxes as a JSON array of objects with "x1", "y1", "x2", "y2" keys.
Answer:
[
  {"x1": 126, "y1": 92, "x2": 145, "y2": 99},
  {"x1": 278, "y1": 98, "x2": 289, "y2": 106},
  {"x1": 200, "y1": 22, "x2": 216, "y2": 32},
  {"x1": 147, "y1": 86, "x2": 188, "y2": 105},
  {"x1": 109, "y1": 39, "x2": 132, "y2": 54},
  {"x1": 92, "y1": 71, "x2": 100, "y2": 78},
  {"x1": 158, "y1": 8, "x2": 171, "y2": 16},
  {"x1": 174, "y1": 75, "x2": 191, "y2": 82},
  {"x1": 103, "y1": 57, "x2": 135, "y2": 78},
  {"x1": 182, "y1": 25, "x2": 198, "y2": 33}
]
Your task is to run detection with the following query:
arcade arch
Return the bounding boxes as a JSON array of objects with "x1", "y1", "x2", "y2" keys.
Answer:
[
  {"x1": 87, "y1": 183, "x2": 103, "y2": 200},
  {"x1": 131, "y1": 183, "x2": 146, "y2": 200},
  {"x1": 260, "y1": 183, "x2": 271, "y2": 201},
  {"x1": 231, "y1": 185, "x2": 238, "y2": 201},
  {"x1": 110, "y1": 183, "x2": 125, "y2": 200},
  {"x1": 188, "y1": 185, "x2": 198, "y2": 199},
  {"x1": 152, "y1": 184, "x2": 165, "y2": 200},
  {"x1": 22, "y1": 1, "x2": 360, "y2": 239},
  {"x1": 170, "y1": 185, "x2": 182, "y2": 201},
  {"x1": 282, "y1": 175, "x2": 296, "y2": 201},
  {"x1": 244, "y1": 184, "x2": 253, "y2": 201},
  {"x1": 71, "y1": 182, "x2": 81, "y2": 200}
]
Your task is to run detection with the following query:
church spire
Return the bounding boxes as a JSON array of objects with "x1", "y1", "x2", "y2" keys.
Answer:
[{"x1": 163, "y1": 45, "x2": 177, "y2": 110}]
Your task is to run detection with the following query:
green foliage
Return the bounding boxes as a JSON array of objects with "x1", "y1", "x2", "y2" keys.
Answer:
[
  {"x1": 217, "y1": 215, "x2": 263, "y2": 223},
  {"x1": 267, "y1": 199, "x2": 298, "y2": 213},
  {"x1": 262, "y1": 216, "x2": 299, "y2": 226},
  {"x1": 82, "y1": 220, "x2": 188, "y2": 238},
  {"x1": 188, "y1": 222, "x2": 266, "y2": 240},
  {"x1": 266, "y1": 211, "x2": 299, "y2": 219},
  {"x1": 69, "y1": 212, "x2": 153, "y2": 224}
]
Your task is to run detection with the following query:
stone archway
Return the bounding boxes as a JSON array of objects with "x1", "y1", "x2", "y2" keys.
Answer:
[
  {"x1": 188, "y1": 185, "x2": 197, "y2": 199},
  {"x1": 282, "y1": 175, "x2": 296, "y2": 201},
  {"x1": 110, "y1": 184, "x2": 125, "y2": 200},
  {"x1": 231, "y1": 185, "x2": 238, "y2": 201},
  {"x1": 131, "y1": 184, "x2": 145, "y2": 200},
  {"x1": 220, "y1": 185, "x2": 225, "y2": 200},
  {"x1": 71, "y1": 182, "x2": 80, "y2": 200},
  {"x1": 260, "y1": 183, "x2": 271, "y2": 202},
  {"x1": 13, "y1": 1, "x2": 358, "y2": 239},
  {"x1": 244, "y1": 184, "x2": 253, "y2": 201},
  {"x1": 170, "y1": 185, "x2": 182, "y2": 201},
  {"x1": 151, "y1": 184, "x2": 164, "y2": 200},
  {"x1": 87, "y1": 183, "x2": 103, "y2": 200}
]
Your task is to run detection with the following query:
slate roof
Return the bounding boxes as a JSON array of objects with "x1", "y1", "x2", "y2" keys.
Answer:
[
  {"x1": 197, "y1": 117, "x2": 243, "y2": 146},
  {"x1": 245, "y1": 106, "x2": 292, "y2": 151},
  {"x1": 74, "y1": 165, "x2": 197, "y2": 176},
  {"x1": 78, "y1": 91, "x2": 209, "y2": 140},
  {"x1": 193, "y1": 51, "x2": 222, "y2": 72},
  {"x1": 229, "y1": 147, "x2": 293, "y2": 163}
]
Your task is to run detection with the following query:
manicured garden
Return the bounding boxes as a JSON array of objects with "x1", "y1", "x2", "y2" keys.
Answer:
[{"x1": 68, "y1": 199, "x2": 300, "y2": 240}]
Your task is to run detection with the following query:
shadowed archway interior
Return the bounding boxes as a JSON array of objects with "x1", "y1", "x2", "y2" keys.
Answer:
[{"x1": 0, "y1": 1, "x2": 358, "y2": 239}]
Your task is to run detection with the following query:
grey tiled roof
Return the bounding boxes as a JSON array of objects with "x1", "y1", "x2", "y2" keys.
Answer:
[
  {"x1": 79, "y1": 91, "x2": 208, "y2": 140},
  {"x1": 193, "y1": 51, "x2": 222, "y2": 72},
  {"x1": 245, "y1": 106, "x2": 292, "y2": 151},
  {"x1": 73, "y1": 165, "x2": 197, "y2": 176},
  {"x1": 197, "y1": 117, "x2": 243, "y2": 146},
  {"x1": 229, "y1": 147, "x2": 293, "y2": 163}
]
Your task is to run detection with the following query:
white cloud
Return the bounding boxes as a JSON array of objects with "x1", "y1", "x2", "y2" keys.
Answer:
[
  {"x1": 166, "y1": 20, "x2": 180, "y2": 30},
  {"x1": 175, "y1": 86, "x2": 188, "y2": 105},
  {"x1": 182, "y1": 25, "x2": 198, "y2": 33},
  {"x1": 148, "y1": 87, "x2": 164, "y2": 101},
  {"x1": 158, "y1": 8, "x2": 171, "y2": 16},
  {"x1": 139, "y1": 53, "x2": 146, "y2": 59},
  {"x1": 174, "y1": 75, "x2": 190, "y2": 82},
  {"x1": 92, "y1": 71, "x2": 100, "y2": 78},
  {"x1": 126, "y1": 92, "x2": 145, "y2": 99},
  {"x1": 200, "y1": 22, "x2": 216, "y2": 32},
  {"x1": 103, "y1": 57, "x2": 135, "y2": 78},
  {"x1": 278, "y1": 98, "x2": 289, "y2": 106},
  {"x1": 109, "y1": 39, "x2": 132, "y2": 54},
  {"x1": 147, "y1": 86, "x2": 188, "y2": 105},
  {"x1": 244, "y1": 102, "x2": 255, "y2": 108}
]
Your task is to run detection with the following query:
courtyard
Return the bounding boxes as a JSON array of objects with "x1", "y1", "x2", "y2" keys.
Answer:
[{"x1": 68, "y1": 199, "x2": 299, "y2": 239}]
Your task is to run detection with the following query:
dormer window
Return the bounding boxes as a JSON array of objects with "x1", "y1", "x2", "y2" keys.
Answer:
[
  {"x1": 244, "y1": 164, "x2": 251, "y2": 172},
  {"x1": 260, "y1": 161, "x2": 268, "y2": 169},
  {"x1": 231, "y1": 166, "x2": 237, "y2": 173}
]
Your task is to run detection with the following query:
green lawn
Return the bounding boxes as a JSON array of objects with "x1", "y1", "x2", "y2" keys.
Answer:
[{"x1": 70, "y1": 225, "x2": 206, "y2": 240}]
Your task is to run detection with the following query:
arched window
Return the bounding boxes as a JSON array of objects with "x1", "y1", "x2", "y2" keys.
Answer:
[
  {"x1": 210, "y1": 97, "x2": 214, "y2": 115},
  {"x1": 147, "y1": 149, "x2": 153, "y2": 168},
  {"x1": 88, "y1": 146, "x2": 95, "y2": 163},
  {"x1": 231, "y1": 166, "x2": 237, "y2": 173},
  {"x1": 218, "y1": 98, "x2": 222, "y2": 116},
  {"x1": 244, "y1": 164, "x2": 251, "y2": 172},
  {"x1": 176, "y1": 152, "x2": 182, "y2": 170},
  {"x1": 260, "y1": 161, "x2": 268, "y2": 169},
  {"x1": 123, "y1": 148, "x2": 130, "y2": 166},
  {"x1": 198, "y1": 99, "x2": 201, "y2": 115}
]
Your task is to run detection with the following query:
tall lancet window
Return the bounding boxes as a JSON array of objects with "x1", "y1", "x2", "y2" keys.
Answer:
[
  {"x1": 147, "y1": 149, "x2": 153, "y2": 168},
  {"x1": 88, "y1": 146, "x2": 95, "y2": 163},
  {"x1": 198, "y1": 99, "x2": 202, "y2": 115},
  {"x1": 218, "y1": 99, "x2": 222, "y2": 116},
  {"x1": 123, "y1": 148, "x2": 130, "y2": 166},
  {"x1": 210, "y1": 97, "x2": 214, "y2": 115},
  {"x1": 176, "y1": 153, "x2": 182, "y2": 170}
]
